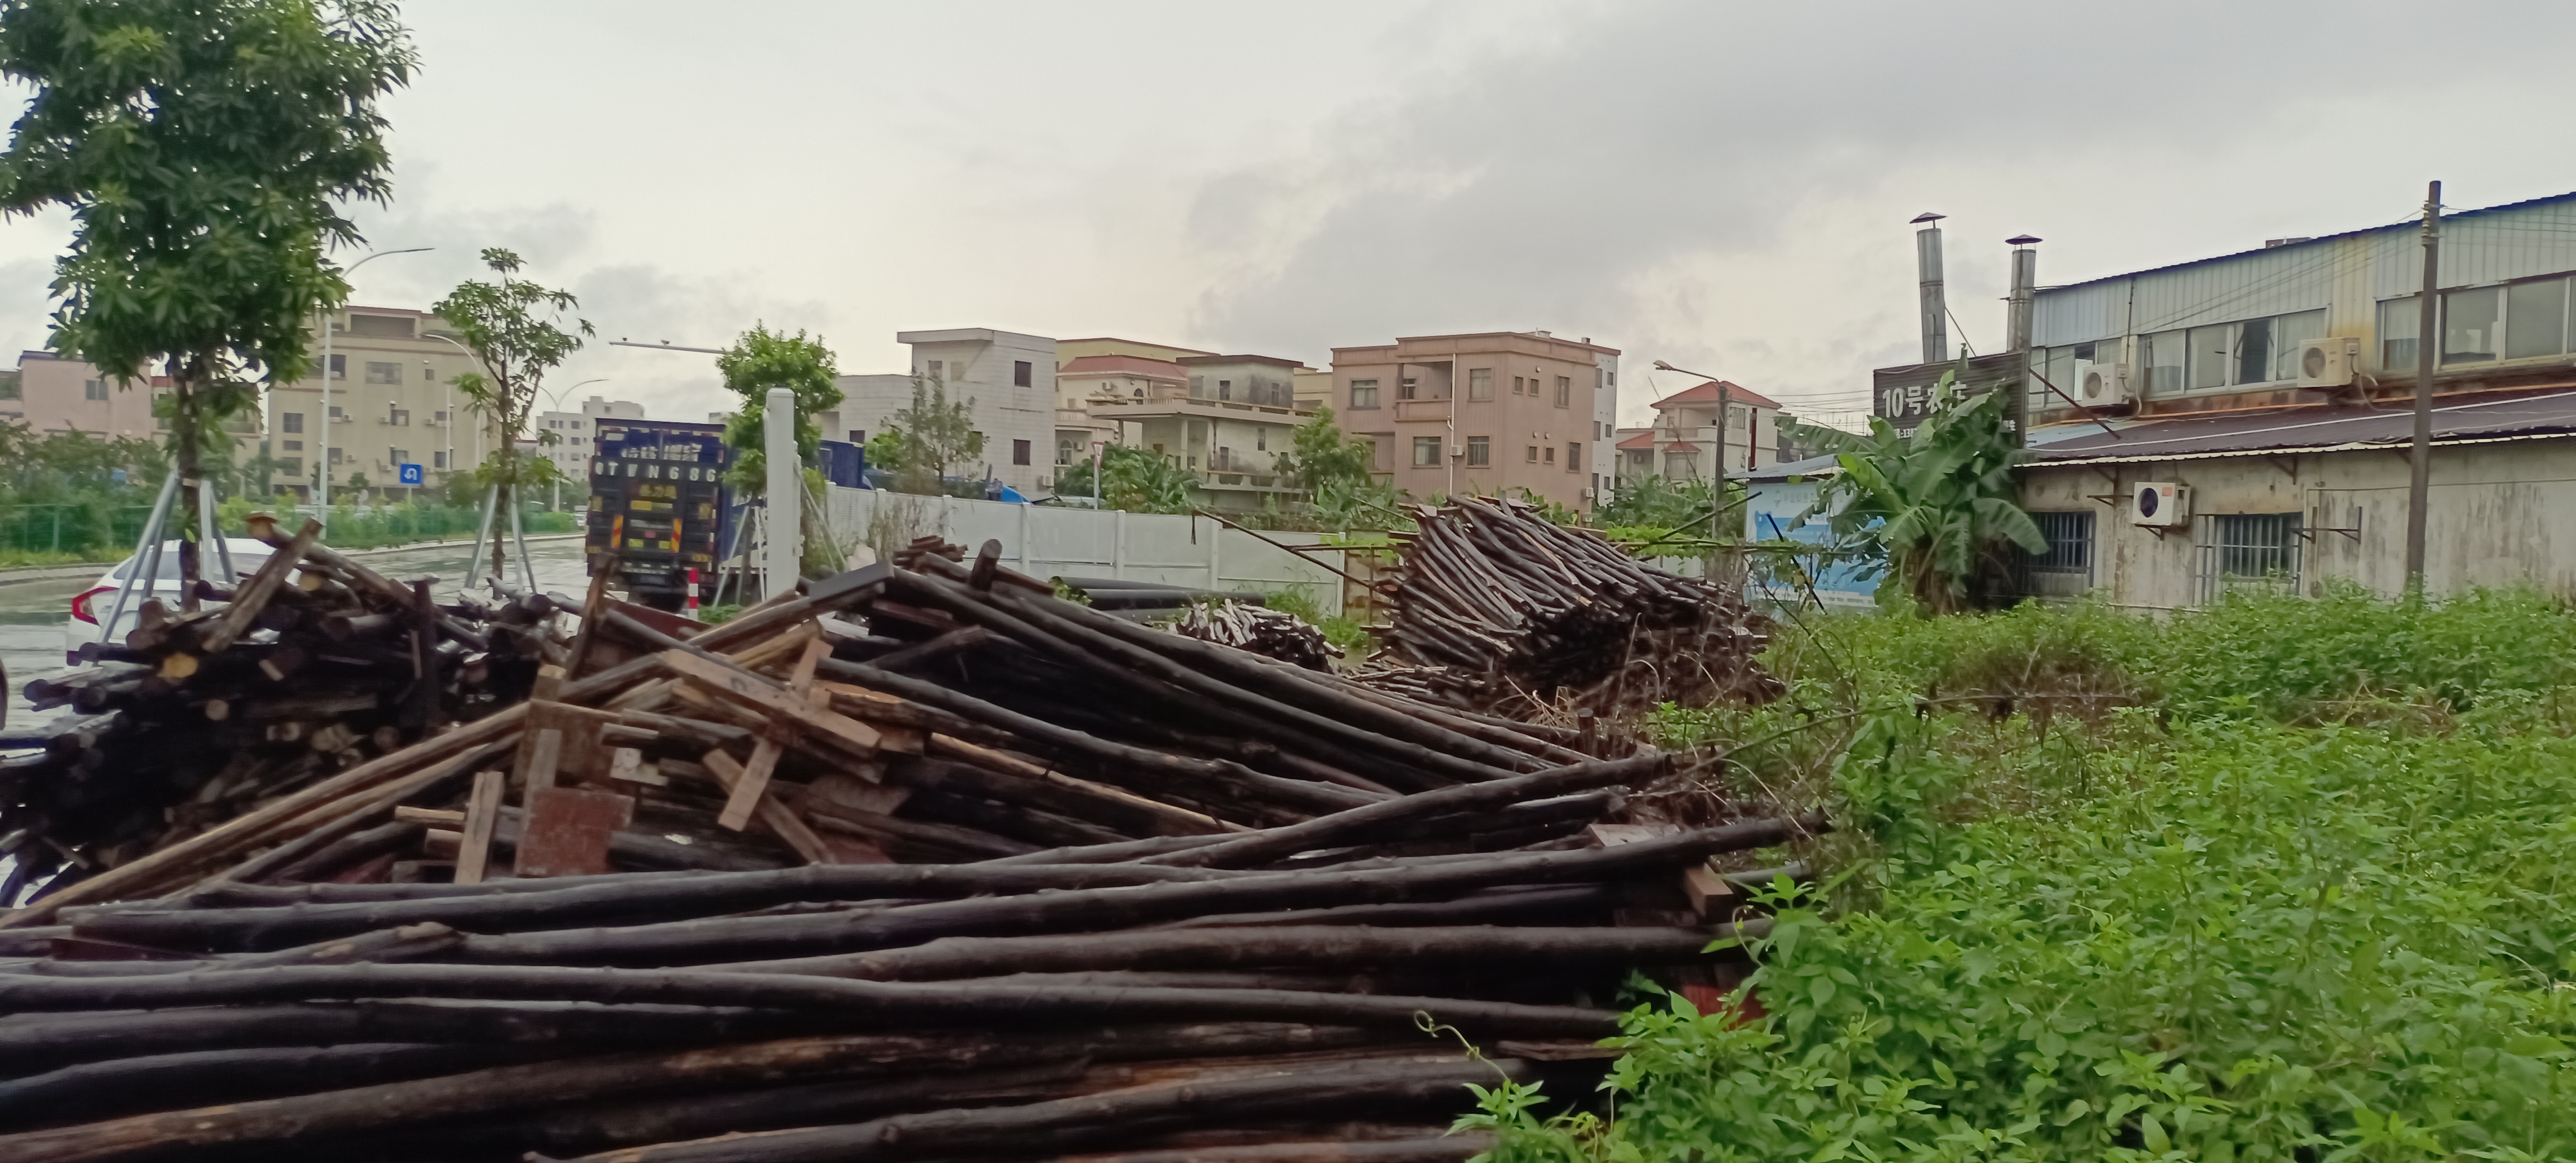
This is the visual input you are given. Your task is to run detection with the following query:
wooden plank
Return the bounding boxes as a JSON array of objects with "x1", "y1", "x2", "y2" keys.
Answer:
[
  {"x1": 511, "y1": 787, "x2": 634, "y2": 878},
  {"x1": 524, "y1": 728, "x2": 565, "y2": 793},
  {"x1": 1679, "y1": 863, "x2": 1735, "y2": 917},
  {"x1": 660, "y1": 648, "x2": 882, "y2": 758},
  {"x1": 391, "y1": 807, "x2": 465, "y2": 826},
  {"x1": 510, "y1": 702, "x2": 615, "y2": 788},
  {"x1": 702, "y1": 749, "x2": 834, "y2": 864},
  {"x1": 715, "y1": 639, "x2": 833, "y2": 830},
  {"x1": 202, "y1": 517, "x2": 320, "y2": 653},
  {"x1": 453, "y1": 769, "x2": 507, "y2": 886}
]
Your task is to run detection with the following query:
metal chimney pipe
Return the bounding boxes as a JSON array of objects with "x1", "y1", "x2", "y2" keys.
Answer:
[
  {"x1": 1911, "y1": 212, "x2": 1948, "y2": 365},
  {"x1": 2005, "y1": 234, "x2": 2041, "y2": 354}
]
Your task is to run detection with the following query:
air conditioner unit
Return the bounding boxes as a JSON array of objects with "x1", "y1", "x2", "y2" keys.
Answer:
[
  {"x1": 2296, "y1": 335, "x2": 2360, "y2": 389},
  {"x1": 2132, "y1": 481, "x2": 2191, "y2": 527},
  {"x1": 2077, "y1": 361, "x2": 2132, "y2": 404}
]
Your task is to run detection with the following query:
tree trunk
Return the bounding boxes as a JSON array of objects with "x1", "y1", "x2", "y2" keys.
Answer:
[{"x1": 172, "y1": 365, "x2": 204, "y2": 613}]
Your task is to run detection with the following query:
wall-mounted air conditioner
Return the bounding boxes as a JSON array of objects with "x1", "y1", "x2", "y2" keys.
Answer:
[
  {"x1": 2296, "y1": 335, "x2": 2360, "y2": 389},
  {"x1": 2078, "y1": 361, "x2": 2132, "y2": 405},
  {"x1": 2133, "y1": 481, "x2": 2191, "y2": 527}
]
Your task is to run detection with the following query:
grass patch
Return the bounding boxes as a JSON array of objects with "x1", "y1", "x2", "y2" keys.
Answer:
[{"x1": 1475, "y1": 587, "x2": 2576, "y2": 1162}]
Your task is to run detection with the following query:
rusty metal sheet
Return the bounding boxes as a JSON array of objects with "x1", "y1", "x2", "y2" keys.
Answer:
[{"x1": 513, "y1": 787, "x2": 634, "y2": 878}]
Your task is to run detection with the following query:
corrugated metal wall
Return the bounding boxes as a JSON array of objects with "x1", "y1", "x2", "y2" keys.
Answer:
[{"x1": 2034, "y1": 192, "x2": 2576, "y2": 343}]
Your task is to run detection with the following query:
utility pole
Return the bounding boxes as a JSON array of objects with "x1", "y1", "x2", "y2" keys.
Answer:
[
  {"x1": 2005, "y1": 234, "x2": 2042, "y2": 449},
  {"x1": 2403, "y1": 180, "x2": 2442, "y2": 596}
]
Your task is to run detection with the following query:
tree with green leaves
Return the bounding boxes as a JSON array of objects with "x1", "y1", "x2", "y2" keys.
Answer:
[
  {"x1": 1269, "y1": 405, "x2": 1371, "y2": 495},
  {"x1": 716, "y1": 324, "x2": 840, "y2": 493},
  {"x1": 1053, "y1": 444, "x2": 1199, "y2": 513},
  {"x1": 1793, "y1": 370, "x2": 2046, "y2": 616},
  {"x1": 0, "y1": 0, "x2": 416, "y2": 602},
  {"x1": 863, "y1": 427, "x2": 906, "y2": 475},
  {"x1": 432, "y1": 247, "x2": 590, "y2": 573},
  {"x1": 887, "y1": 375, "x2": 983, "y2": 494}
]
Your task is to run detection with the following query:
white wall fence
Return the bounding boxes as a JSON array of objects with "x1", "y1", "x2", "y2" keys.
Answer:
[{"x1": 824, "y1": 488, "x2": 1348, "y2": 616}]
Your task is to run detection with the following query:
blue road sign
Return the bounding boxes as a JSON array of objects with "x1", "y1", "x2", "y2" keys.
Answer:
[{"x1": 398, "y1": 463, "x2": 424, "y2": 486}]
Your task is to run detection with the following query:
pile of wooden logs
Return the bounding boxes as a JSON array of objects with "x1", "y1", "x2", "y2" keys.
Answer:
[
  {"x1": 1169, "y1": 599, "x2": 1341, "y2": 672},
  {"x1": 1361, "y1": 497, "x2": 1781, "y2": 720},
  {"x1": 0, "y1": 538, "x2": 1822, "y2": 1160},
  {"x1": 1, "y1": 514, "x2": 558, "y2": 904}
]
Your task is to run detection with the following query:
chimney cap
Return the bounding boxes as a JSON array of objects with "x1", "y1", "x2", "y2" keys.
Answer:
[
  {"x1": 2006, "y1": 234, "x2": 2043, "y2": 245},
  {"x1": 1910, "y1": 211, "x2": 1946, "y2": 224}
]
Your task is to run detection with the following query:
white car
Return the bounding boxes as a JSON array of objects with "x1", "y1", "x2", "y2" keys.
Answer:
[{"x1": 68, "y1": 539, "x2": 280, "y2": 664}]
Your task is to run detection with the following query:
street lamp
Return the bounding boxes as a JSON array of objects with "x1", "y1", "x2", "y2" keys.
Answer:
[
  {"x1": 542, "y1": 377, "x2": 608, "y2": 510},
  {"x1": 1651, "y1": 360, "x2": 1736, "y2": 478},
  {"x1": 316, "y1": 247, "x2": 432, "y2": 516}
]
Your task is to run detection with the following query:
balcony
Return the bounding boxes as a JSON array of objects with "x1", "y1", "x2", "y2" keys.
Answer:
[{"x1": 1393, "y1": 399, "x2": 1450, "y2": 423}]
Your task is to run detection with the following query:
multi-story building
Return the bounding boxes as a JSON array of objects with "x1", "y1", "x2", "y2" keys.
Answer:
[
  {"x1": 11, "y1": 349, "x2": 169, "y2": 438},
  {"x1": 1085, "y1": 353, "x2": 1309, "y2": 509},
  {"x1": 1634, "y1": 380, "x2": 1792, "y2": 480},
  {"x1": 1052, "y1": 353, "x2": 1189, "y2": 470},
  {"x1": 823, "y1": 328, "x2": 1057, "y2": 495},
  {"x1": 1327, "y1": 331, "x2": 1620, "y2": 512},
  {"x1": 535, "y1": 396, "x2": 645, "y2": 497},
  {"x1": 1931, "y1": 189, "x2": 2576, "y2": 608},
  {"x1": 1055, "y1": 337, "x2": 1215, "y2": 365}
]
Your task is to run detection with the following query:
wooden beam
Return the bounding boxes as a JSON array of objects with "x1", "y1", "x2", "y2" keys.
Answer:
[
  {"x1": 717, "y1": 637, "x2": 835, "y2": 830},
  {"x1": 659, "y1": 649, "x2": 883, "y2": 760},
  {"x1": 701, "y1": 750, "x2": 835, "y2": 865},
  {"x1": 453, "y1": 769, "x2": 507, "y2": 886}
]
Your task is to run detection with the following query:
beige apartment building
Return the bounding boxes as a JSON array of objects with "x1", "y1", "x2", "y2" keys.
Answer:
[
  {"x1": 8, "y1": 305, "x2": 500, "y2": 499},
  {"x1": 1085, "y1": 353, "x2": 1310, "y2": 509},
  {"x1": 1329, "y1": 331, "x2": 1619, "y2": 512}
]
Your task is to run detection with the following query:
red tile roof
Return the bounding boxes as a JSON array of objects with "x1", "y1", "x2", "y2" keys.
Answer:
[
  {"x1": 1059, "y1": 354, "x2": 1190, "y2": 379},
  {"x1": 1616, "y1": 430, "x2": 1657, "y2": 450},
  {"x1": 1653, "y1": 380, "x2": 1783, "y2": 410}
]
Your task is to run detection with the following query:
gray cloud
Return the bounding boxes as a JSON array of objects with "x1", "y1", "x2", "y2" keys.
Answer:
[{"x1": 1187, "y1": 0, "x2": 2576, "y2": 418}]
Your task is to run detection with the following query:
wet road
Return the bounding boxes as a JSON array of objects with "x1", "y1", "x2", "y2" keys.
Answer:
[{"x1": 0, "y1": 535, "x2": 594, "y2": 731}]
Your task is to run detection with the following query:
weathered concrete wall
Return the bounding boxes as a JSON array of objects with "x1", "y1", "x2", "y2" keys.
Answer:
[{"x1": 2021, "y1": 438, "x2": 2576, "y2": 609}]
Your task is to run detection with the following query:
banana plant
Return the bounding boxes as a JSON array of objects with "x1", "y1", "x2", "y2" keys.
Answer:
[{"x1": 1792, "y1": 370, "x2": 2047, "y2": 616}]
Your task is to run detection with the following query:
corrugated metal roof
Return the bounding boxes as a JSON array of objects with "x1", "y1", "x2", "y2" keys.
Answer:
[
  {"x1": 2028, "y1": 387, "x2": 2576, "y2": 465},
  {"x1": 2043, "y1": 189, "x2": 2576, "y2": 294}
]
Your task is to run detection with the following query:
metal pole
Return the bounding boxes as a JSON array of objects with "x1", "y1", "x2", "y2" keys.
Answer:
[
  {"x1": 462, "y1": 481, "x2": 501, "y2": 592},
  {"x1": 508, "y1": 483, "x2": 537, "y2": 594},
  {"x1": 197, "y1": 474, "x2": 235, "y2": 583},
  {"x1": 763, "y1": 386, "x2": 801, "y2": 595},
  {"x1": 2404, "y1": 179, "x2": 2442, "y2": 596},
  {"x1": 98, "y1": 470, "x2": 181, "y2": 646}
]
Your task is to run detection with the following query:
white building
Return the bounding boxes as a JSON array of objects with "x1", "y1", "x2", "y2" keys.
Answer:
[
  {"x1": 825, "y1": 328, "x2": 1059, "y2": 494},
  {"x1": 534, "y1": 395, "x2": 645, "y2": 490}
]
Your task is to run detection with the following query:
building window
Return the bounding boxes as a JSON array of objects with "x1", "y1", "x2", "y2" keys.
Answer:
[
  {"x1": 389, "y1": 448, "x2": 409, "y2": 466},
  {"x1": 2200, "y1": 513, "x2": 2304, "y2": 604},
  {"x1": 1468, "y1": 369, "x2": 1492, "y2": 400},
  {"x1": 850, "y1": 429, "x2": 864, "y2": 443},
  {"x1": 926, "y1": 360, "x2": 944, "y2": 380},
  {"x1": 2443, "y1": 286, "x2": 2501, "y2": 364},
  {"x1": 364, "y1": 361, "x2": 401, "y2": 385},
  {"x1": 1349, "y1": 380, "x2": 1379, "y2": 409},
  {"x1": 2506, "y1": 276, "x2": 2571, "y2": 360},
  {"x1": 1565, "y1": 442, "x2": 1580, "y2": 470},
  {"x1": 1218, "y1": 379, "x2": 1232, "y2": 400},
  {"x1": 282, "y1": 439, "x2": 302, "y2": 451},
  {"x1": 327, "y1": 447, "x2": 344, "y2": 465},
  {"x1": 2026, "y1": 511, "x2": 2093, "y2": 575},
  {"x1": 281, "y1": 412, "x2": 304, "y2": 433},
  {"x1": 83, "y1": 378, "x2": 107, "y2": 400},
  {"x1": 433, "y1": 451, "x2": 447, "y2": 469},
  {"x1": 423, "y1": 364, "x2": 435, "y2": 381},
  {"x1": 1554, "y1": 376, "x2": 1570, "y2": 406},
  {"x1": 328, "y1": 405, "x2": 347, "y2": 421},
  {"x1": 1412, "y1": 436, "x2": 1441, "y2": 467},
  {"x1": 1011, "y1": 438, "x2": 1031, "y2": 466},
  {"x1": 1465, "y1": 436, "x2": 1489, "y2": 466},
  {"x1": 1190, "y1": 376, "x2": 1205, "y2": 397},
  {"x1": 1543, "y1": 446, "x2": 1556, "y2": 464},
  {"x1": 1255, "y1": 430, "x2": 1267, "y2": 451},
  {"x1": 389, "y1": 408, "x2": 409, "y2": 426},
  {"x1": 1512, "y1": 376, "x2": 1525, "y2": 395},
  {"x1": 327, "y1": 354, "x2": 345, "y2": 380},
  {"x1": 1526, "y1": 445, "x2": 1539, "y2": 463},
  {"x1": 2187, "y1": 324, "x2": 2232, "y2": 390},
  {"x1": 2379, "y1": 299, "x2": 2419, "y2": 370},
  {"x1": 1398, "y1": 376, "x2": 1419, "y2": 401},
  {"x1": 1007, "y1": 360, "x2": 1031, "y2": 387}
]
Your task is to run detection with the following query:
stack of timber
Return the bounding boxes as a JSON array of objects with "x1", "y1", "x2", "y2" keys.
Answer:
[
  {"x1": 0, "y1": 513, "x2": 557, "y2": 905},
  {"x1": 1359, "y1": 496, "x2": 1782, "y2": 720},
  {"x1": 1169, "y1": 599, "x2": 1341, "y2": 672},
  {"x1": 0, "y1": 542, "x2": 1822, "y2": 1162}
]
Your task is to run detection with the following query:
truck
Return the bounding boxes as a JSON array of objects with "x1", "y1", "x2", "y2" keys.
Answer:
[{"x1": 584, "y1": 419, "x2": 733, "y2": 611}]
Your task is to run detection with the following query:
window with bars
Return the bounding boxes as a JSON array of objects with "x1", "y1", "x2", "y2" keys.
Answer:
[
  {"x1": 2019, "y1": 510, "x2": 2095, "y2": 597},
  {"x1": 2198, "y1": 512, "x2": 2303, "y2": 604}
]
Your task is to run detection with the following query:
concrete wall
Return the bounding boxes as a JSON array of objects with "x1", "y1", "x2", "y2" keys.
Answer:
[
  {"x1": 823, "y1": 486, "x2": 1348, "y2": 614},
  {"x1": 2021, "y1": 438, "x2": 2576, "y2": 609}
]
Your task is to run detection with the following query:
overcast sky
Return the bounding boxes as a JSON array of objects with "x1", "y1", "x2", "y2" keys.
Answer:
[{"x1": 7, "y1": 0, "x2": 2576, "y2": 427}]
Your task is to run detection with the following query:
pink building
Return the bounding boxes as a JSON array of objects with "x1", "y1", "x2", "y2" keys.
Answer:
[{"x1": 9, "y1": 350, "x2": 167, "y2": 438}]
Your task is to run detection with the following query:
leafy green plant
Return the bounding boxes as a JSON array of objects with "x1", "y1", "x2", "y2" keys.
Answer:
[
  {"x1": 1495, "y1": 589, "x2": 2576, "y2": 1163},
  {"x1": 1794, "y1": 370, "x2": 2045, "y2": 616},
  {"x1": 1052, "y1": 444, "x2": 1197, "y2": 513},
  {"x1": 884, "y1": 375, "x2": 984, "y2": 494},
  {"x1": 1270, "y1": 405, "x2": 1372, "y2": 494},
  {"x1": 1, "y1": 0, "x2": 418, "y2": 597},
  {"x1": 716, "y1": 324, "x2": 841, "y2": 493}
]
